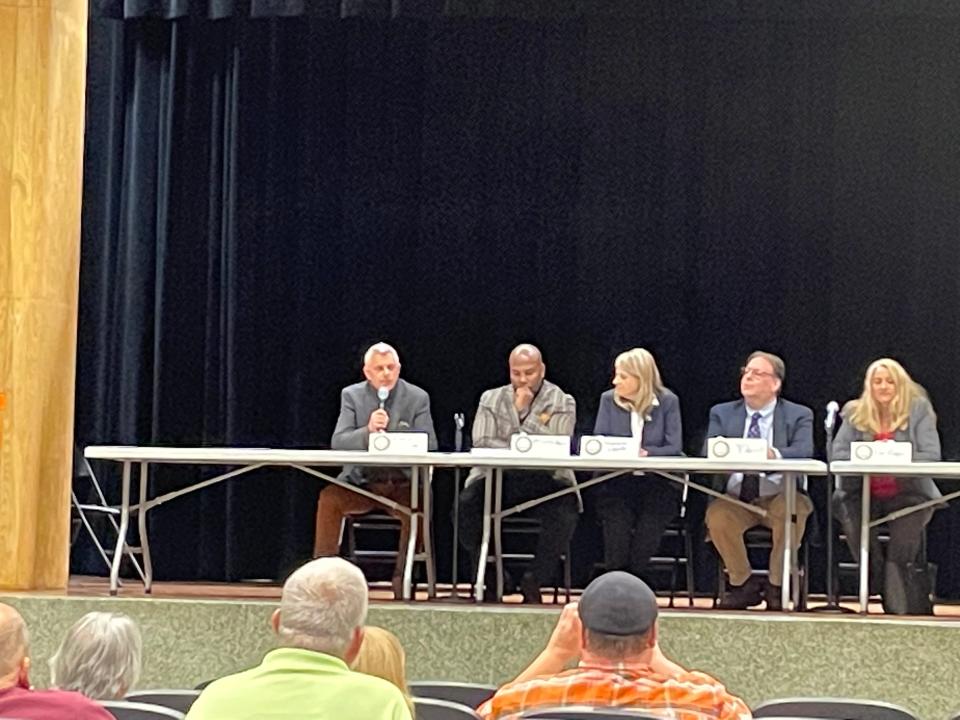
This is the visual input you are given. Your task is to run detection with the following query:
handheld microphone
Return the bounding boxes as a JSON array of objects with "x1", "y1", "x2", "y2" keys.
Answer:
[
  {"x1": 377, "y1": 386, "x2": 389, "y2": 410},
  {"x1": 824, "y1": 400, "x2": 840, "y2": 432}
]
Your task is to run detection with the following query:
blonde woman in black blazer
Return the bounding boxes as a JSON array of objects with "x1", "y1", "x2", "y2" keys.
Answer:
[{"x1": 592, "y1": 348, "x2": 683, "y2": 579}]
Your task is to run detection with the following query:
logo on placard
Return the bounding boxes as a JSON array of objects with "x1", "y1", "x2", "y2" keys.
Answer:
[
  {"x1": 584, "y1": 438, "x2": 602, "y2": 456},
  {"x1": 712, "y1": 439, "x2": 730, "y2": 458},
  {"x1": 515, "y1": 435, "x2": 533, "y2": 453},
  {"x1": 854, "y1": 444, "x2": 873, "y2": 460},
  {"x1": 372, "y1": 434, "x2": 391, "y2": 452}
]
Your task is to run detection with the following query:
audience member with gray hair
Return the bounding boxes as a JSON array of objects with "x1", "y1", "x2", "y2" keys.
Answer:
[
  {"x1": 50, "y1": 611, "x2": 142, "y2": 700},
  {"x1": 187, "y1": 557, "x2": 411, "y2": 719},
  {"x1": 0, "y1": 602, "x2": 112, "y2": 719}
]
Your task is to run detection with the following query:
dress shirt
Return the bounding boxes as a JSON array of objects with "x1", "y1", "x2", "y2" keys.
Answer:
[
  {"x1": 629, "y1": 396, "x2": 659, "y2": 473},
  {"x1": 628, "y1": 395, "x2": 659, "y2": 440},
  {"x1": 725, "y1": 398, "x2": 782, "y2": 498}
]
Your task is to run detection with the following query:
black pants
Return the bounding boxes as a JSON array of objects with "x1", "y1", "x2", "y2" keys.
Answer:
[
  {"x1": 594, "y1": 474, "x2": 680, "y2": 579},
  {"x1": 834, "y1": 490, "x2": 933, "y2": 613},
  {"x1": 458, "y1": 471, "x2": 579, "y2": 585}
]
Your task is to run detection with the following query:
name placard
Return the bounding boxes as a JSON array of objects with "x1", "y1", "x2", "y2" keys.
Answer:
[
  {"x1": 850, "y1": 441, "x2": 912, "y2": 464},
  {"x1": 509, "y1": 433, "x2": 571, "y2": 458},
  {"x1": 707, "y1": 437, "x2": 768, "y2": 461},
  {"x1": 367, "y1": 432, "x2": 429, "y2": 455},
  {"x1": 579, "y1": 435, "x2": 641, "y2": 459}
]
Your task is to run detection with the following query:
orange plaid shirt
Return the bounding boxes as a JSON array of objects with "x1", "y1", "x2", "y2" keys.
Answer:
[{"x1": 477, "y1": 662, "x2": 752, "y2": 720}]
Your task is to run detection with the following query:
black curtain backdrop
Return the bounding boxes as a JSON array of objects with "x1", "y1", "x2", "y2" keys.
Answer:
[{"x1": 77, "y1": 0, "x2": 960, "y2": 595}]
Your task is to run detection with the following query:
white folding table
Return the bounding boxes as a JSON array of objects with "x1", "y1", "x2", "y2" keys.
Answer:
[
  {"x1": 83, "y1": 446, "x2": 825, "y2": 609},
  {"x1": 453, "y1": 454, "x2": 826, "y2": 610},
  {"x1": 83, "y1": 446, "x2": 442, "y2": 599}
]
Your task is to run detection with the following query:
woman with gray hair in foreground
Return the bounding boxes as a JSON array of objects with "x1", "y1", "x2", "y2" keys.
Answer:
[{"x1": 50, "y1": 611, "x2": 143, "y2": 700}]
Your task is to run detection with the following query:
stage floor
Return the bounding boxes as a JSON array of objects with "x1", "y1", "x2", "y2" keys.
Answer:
[{"x1": 54, "y1": 575, "x2": 960, "y2": 619}]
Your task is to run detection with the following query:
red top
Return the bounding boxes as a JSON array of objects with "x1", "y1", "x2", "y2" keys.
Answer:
[
  {"x1": 870, "y1": 430, "x2": 899, "y2": 499},
  {"x1": 0, "y1": 686, "x2": 114, "y2": 720}
]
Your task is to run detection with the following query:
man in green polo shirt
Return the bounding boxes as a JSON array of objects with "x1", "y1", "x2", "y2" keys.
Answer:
[{"x1": 187, "y1": 557, "x2": 411, "y2": 720}]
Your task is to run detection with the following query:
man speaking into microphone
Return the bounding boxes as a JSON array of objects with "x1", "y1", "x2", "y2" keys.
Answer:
[{"x1": 314, "y1": 342, "x2": 437, "y2": 598}]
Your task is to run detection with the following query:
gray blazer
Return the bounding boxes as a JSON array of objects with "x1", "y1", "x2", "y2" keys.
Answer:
[
  {"x1": 832, "y1": 396, "x2": 942, "y2": 502},
  {"x1": 465, "y1": 380, "x2": 577, "y2": 490},
  {"x1": 331, "y1": 378, "x2": 437, "y2": 485},
  {"x1": 592, "y1": 388, "x2": 683, "y2": 456}
]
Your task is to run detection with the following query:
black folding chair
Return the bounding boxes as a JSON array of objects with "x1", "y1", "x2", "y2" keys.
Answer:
[
  {"x1": 409, "y1": 681, "x2": 497, "y2": 708},
  {"x1": 753, "y1": 698, "x2": 921, "y2": 720},
  {"x1": 100, "y1": 700, "x2": 185, "y2": 720},
  {"x1": 521, "y1": 708, "x2": 668, "y2": 718},
  {"x1": 413, "y1": 697, "x2": 483, "y2": 720},
  {"x1": 125, "y1": 690, "x2": 201, "y2": 715}
]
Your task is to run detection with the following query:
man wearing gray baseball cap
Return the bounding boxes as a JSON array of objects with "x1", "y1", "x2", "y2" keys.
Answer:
[{"x1": 478, "y1": 572, "x2": 750, "y2": 720}]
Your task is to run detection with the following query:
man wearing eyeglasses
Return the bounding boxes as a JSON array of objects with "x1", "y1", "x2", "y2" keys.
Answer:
[{"x1": 704, "y1": 351, "x2": 814, "y2": 610}]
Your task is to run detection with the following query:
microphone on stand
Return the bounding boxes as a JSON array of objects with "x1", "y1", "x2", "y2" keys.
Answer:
[
  {"x1": 454, "y1": 413, "x2": 465, "y2": 453},
  {"x1": 377, "y1": 386, "x2": 389, "y2": 410},
  {"x1": 825, "y1": 400, "x2": 840, "y2": 432},
  {"x1": 450, "y1": 412, "x2": 467, "y2": 600}
]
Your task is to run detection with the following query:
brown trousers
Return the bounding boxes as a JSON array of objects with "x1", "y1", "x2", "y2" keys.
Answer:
[
  {"x1": 314, "y1": 478, "x2": 411, "y2": 580},
  {"x1": 705, "y1": 492, "x2": 813, "y2": 586}
]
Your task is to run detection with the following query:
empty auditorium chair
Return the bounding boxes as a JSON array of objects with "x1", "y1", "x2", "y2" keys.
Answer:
[
  {"x1": 100, "y1": 700, "x2": 185, "y2": 720},
  {"x1": 753, "y1": 697, "x2": 920, "y2": 720},
  {"x1": 409, "y1": 681, "x2": 497, "y2": 708},
  {"x1": 125, "y1": 690, "x2": 200, "y2": 715},
  {"x1": 413, "y1": 697, "x2": 483, "y2": 720}
]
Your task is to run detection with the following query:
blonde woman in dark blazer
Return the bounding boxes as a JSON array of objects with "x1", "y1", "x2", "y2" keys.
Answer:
[
  {"x1": 832, "y1": 358, "x2": 942, "y2": 614},
  {"x1": 592, "y1": 348, "x2": 683, "y2": 579}
]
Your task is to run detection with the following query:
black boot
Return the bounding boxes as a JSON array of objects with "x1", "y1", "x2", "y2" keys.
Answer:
[
  {"x1": 520, "y1": 571, "x2": 542, "y2": 604},
  {"x1": 718, "y1": 577, "x2": 763, "y2": 610}
]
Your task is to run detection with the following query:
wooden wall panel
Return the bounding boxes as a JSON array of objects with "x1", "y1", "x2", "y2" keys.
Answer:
[{"x1": 0, "y1": 0, "x2": 88, "y2": 589}]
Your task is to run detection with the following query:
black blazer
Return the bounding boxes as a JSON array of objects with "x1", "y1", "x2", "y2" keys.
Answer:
[{"x1": 592, "y1": 388, "x2": 683, "y2": 456}]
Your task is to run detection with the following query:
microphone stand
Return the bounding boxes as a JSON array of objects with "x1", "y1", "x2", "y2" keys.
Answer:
[
  {"x1": 446, "y1": 412, "x2": 468, "y2": 601},
  {"x1": 813, "y1": 408, "x2": 855, "y2": 614}
]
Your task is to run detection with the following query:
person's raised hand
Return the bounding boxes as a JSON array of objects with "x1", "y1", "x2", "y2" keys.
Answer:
[
  {"x1": 546, "y1": 602, "x2": 583, "y2": 663},
  {"x1": 367, "y1": 409, "x2": 390, "y2": 433},
  {"x1": 514, "y1": 386, "x2": 534, "y2": 412}
]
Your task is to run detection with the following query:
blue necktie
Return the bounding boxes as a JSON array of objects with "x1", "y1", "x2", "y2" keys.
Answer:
[{"x1": 739, "y1": 412, "x2": 762, "y2": 502}]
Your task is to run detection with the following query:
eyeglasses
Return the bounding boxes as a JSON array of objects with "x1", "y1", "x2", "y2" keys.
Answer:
[{"x1": 740, "y1": 367, "x2": 777, "y2": 379}]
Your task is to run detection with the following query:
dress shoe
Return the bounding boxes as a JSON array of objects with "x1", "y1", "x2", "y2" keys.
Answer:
[
  {"x1": 765, "y1": 582, "x2": 783, "y2": 611},
  {"x1": 520, "y1": 571, "x2": 543, "y2": 604},
  {"x1": 718, "y1": 578, "x2": 763, "y2": 610}
]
